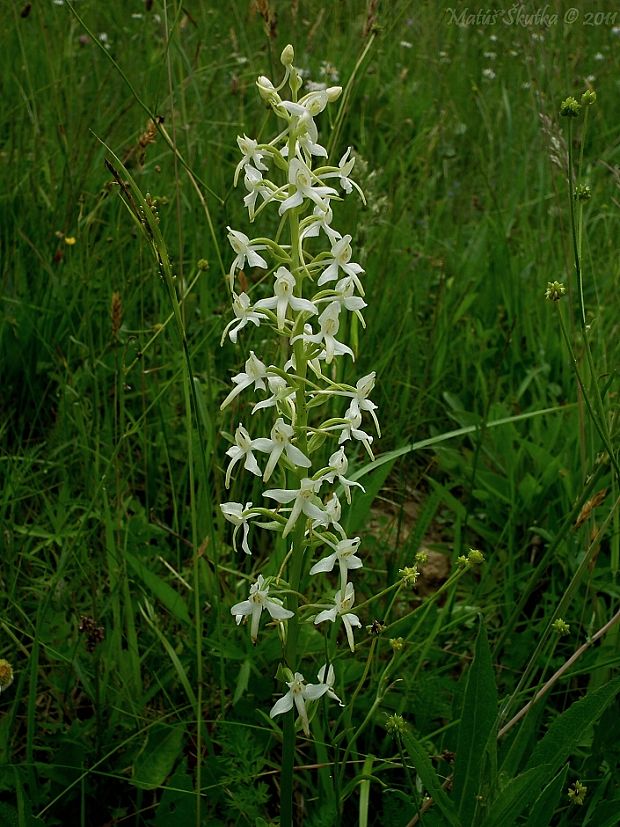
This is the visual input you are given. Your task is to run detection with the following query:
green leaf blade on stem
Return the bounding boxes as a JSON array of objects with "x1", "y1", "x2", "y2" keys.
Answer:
[
  {"x1": 126, "y1": 550, "x2": 191, "y2": 627},
  {"x1": 131, "y1": 724, "x2": 186, "y2": 791},
  {"x1": 399, "y1": 730, "x2": 461, "y2": 826},
  {"x1": 525, "y1": 675, "x2": 620, "y2": 774},
  {"x1": 453, "y1": 617, "x2": 498, "y2": 825},
  {"x1": 477, "y1": 765, "x2": 552, "y2": 827}
]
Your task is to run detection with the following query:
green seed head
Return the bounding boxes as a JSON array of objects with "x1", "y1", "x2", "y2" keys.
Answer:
[
  {"x1": 560, "y1": 96, "x2": 581, "y2": 117},
  {"x1": 574, "y1": 184, "x2": 591, "y2": 202},
  {"x1": 581, "y1": 89, "x2": 596, "y2": 106},
  {"x1": 545, "y1": 281, "x2": 567, "y2": 302},
  {"x1": 385, "y1": 714, "x2": 407, "y2": 736}
]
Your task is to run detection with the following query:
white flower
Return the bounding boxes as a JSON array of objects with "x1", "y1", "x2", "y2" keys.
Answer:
[
  {"x1": 225, "y1": 423, "x2": 262, "y2": 488},
  {"x1": 314, "y1": 582, "x2": 362, "y2": 652},
  {"x1": 314, "y1": 277, "x2": 367, "y2": 326},
  {"x1": 251, "y1": 373, "x2": 296, "y2": 418},
  {"x1": 227, "y1": 227, "x2": 268, "y2": 289},
  {"x1": 339, "y1": 372, "x2": 381, "y2": 436},
  {"x1": 321, "y1": 446, "x2": 365, "y2": 504},
  {"x1": 231, "y1": 574, "x2": 294, "y2": 644},
  {"x1": 220, "y1": 351, "x2": 268, "y2": 410},
  {"x1": 233, "y1": 135, "x2": 268, "y2": 187},
  {"x1": 243, "y1": 166, "x2": 272, "y2": 220},
  {"x1": 316, "y1": 492, "x2": 346, "y2": 537},
  {"x1": 299, "y1": 202, "x2": 341, "y2": 244},
  {"x1": 281, "y1": 104, "x2": 328, "y2": 158},
  {"x1": 317, "y1": 235, "x2": 364, "y2": 289},
  {"x1": 253, "y1": 417, "x2": 311, "y2": 482},
  {"x1": 316, "y1": 663, "x2": 344, "y2": 706},
  {"x1": 298, "y1": 87, "x2": 342, "y2": 114},
  {"x1": 337, "y1": 409, "x2": 374, "y2": 460},
  {"x1": 318, "y1": 148, "x2": 365, "y2": 201},
  {"x1": 309, "y1": 536, "x2": 363, "y2": 591},
  {"x1": 263, "y1": 477, "x2": 328, "y2": 537},
  {"x1": 254, "y1": 266, "x2": 318, "y2": 330},
  {"x1": 278, "y1": 158, "x2": 337, "y2": 216},
  {"x1": 220, "y1": 293, "x2": 267, "y2": 345},
  {"x1": 269, "y1": 671, "x2": 330, "y2": 736},
  {"x1": 291, "y1": 301, "x2": 354, "y2": 365},
  {"x1": 220, "y1": 501, "x2": 257, "y2": 555}
]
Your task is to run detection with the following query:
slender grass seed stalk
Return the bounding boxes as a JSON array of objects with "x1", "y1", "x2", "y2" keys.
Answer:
[{"x1": 220, "y1": 45, "x2": 378, "y2": 823}]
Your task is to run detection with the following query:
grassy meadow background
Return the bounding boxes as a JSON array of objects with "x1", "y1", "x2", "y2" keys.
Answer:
[{"x1": 1, "y1": 1, "x2": 619, "y2": 825}]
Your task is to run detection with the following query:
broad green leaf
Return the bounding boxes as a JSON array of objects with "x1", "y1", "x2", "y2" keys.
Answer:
[
  {"x1": 344, "y1": 457, "x2": 395, "y2": 534},
  {"x1": 453, "y1": 618, "x2": 498, "y2": 825},
  {"x1": 132, "y1": 724, "x2": 185, "y2": 790},
  {"x1": 478, "y1": 765, "x2": 551, "y2": 827},
  {"x1": 126, "y1": 550, "x2": 191, "y2": 626},
  {"x1": 153, "y1": 759, "x2": 195, "y2": 827},
  {"x1": 400, "y1": 730, "x2": 460, "y2": 826},
  {"x1": 233, "y1": 659, "x2": 251, "y2": 705},
  {"x1": 526, "y1": 676, "x2": 620, "y2": 773},
  {"x1": 527, "y1": 764, "x2": 568, "y2": 827},
  {"x1": 352, "y1": 405, "x2": 575, "y2": 480},
  {"x1": 499, "y1": 700, "x2": 544, "y2": 778},
  {"x1": 587, "y1": 797, "x2": 620, "y2": 827}
]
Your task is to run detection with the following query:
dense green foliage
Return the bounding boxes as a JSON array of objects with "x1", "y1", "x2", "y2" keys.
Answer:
[{"x1": 1, "y1": 1, "x2": 618, "y2": 825}]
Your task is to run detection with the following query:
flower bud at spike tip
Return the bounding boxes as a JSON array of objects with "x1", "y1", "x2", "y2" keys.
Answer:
[
  {"x1": 581, "y1": 89, "x2": 596, "y2": 106},
  {"x1": 560, "y1": 96, "x2": 581, "y2": 117},
  {"x1": 281, "y1": 44, "x2": 294, "y2": 67},
  {"x1": 326, "y1": 86, "x2": 342, "y2": 102},
  {"x1": 545, "y1": 280, "x2": 567, "y2": 302}
]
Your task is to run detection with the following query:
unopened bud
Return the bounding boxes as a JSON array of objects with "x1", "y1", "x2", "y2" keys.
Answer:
[
  {"x1": 256, "y1": 75, "x2": 279, "y2": 105},
  {"x1": 281, "y1": 44, "x2": 294, "y2": 67}
]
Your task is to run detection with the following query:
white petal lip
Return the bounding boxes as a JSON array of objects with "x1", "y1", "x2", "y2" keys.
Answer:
[
  {"x1": 314, "y1": 607, "x2": 338, "y2": 624},
  {"x1": 266, "y1": 602, "x2": 294, "y2": 621},
  {"x1": 270, "y1": 692, "x2": 294, "y2": 718},
  {"x1": 263, "y1": 486, "x2": 298, "y2": 504},
  {"x1": 309, "y1": 552, "x2": 337, "y2": 575}
]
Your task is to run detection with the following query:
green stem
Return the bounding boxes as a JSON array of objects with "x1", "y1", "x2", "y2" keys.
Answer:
[
  {"x1": 280, "y1": 99, "x2": 308, "y2": 820},
  {"x1": 556, "y1": 304, "x2": 619, "y2": 480}
]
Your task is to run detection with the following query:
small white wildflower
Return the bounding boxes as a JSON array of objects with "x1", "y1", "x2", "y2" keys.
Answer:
[
  {"x1": 220, "y1": 351, "x2": 268, "y2": 410},
  {"x1": 337, "y1": 409, "x2": 374, "y2": 460},
  {"x1": 254, "y1": 266, "x2": 318, "y2": 331},
  {"x1": 231, "y1": 575, "x2": 294, "y2": 644},
  {"x1": 234, "y1": 135, "x2": 269, "y2": 186},
  {"x1": 279, "y1": 158, "x2": 337, "y2": 215},
  {"x1": 309, "y1": 535, "x2": 363, "y2": 591},
  {"x1": 243, "y1": 166, "x2": 272, "y2": 220},
  {"x1": 320, "y1": 447, "x2": 365, "y2": 505},
  {"x1": 220, "y1": 501, "x2": 257, "y2": 555},
  {"x1": 225, "y1": 424, "x2": 263, "y2": 488},
  {"x1": 299, "y1": 202, "x2": 341, "y2": 244},
  {"x1": 253, "y1": 417, "x2": 311, "y2": 482},
  {"x1": 220, "y1": 292, "x2": 267, "y2": 345},
  {"x1": 316, "y1": 492, "x2": 345, "y2": 537},
  {"x1": 269, "y1": 670, "x2": 336, "y2": 736},
  {"x1": 227, "y1": 227, "x2": 268, "y2": 288},
  {"x1": 314, "y1": 582, "x2": 362, "y2": 652},
  {"x1": 263, "y1": 477, "x2": 328, "y2": 537},
  {"x1": 291, "y1": 301, "x2": 354, "y2": 365},
  {"x1": 318, "y1": 234, "x2": 365, "y2": 288}
]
